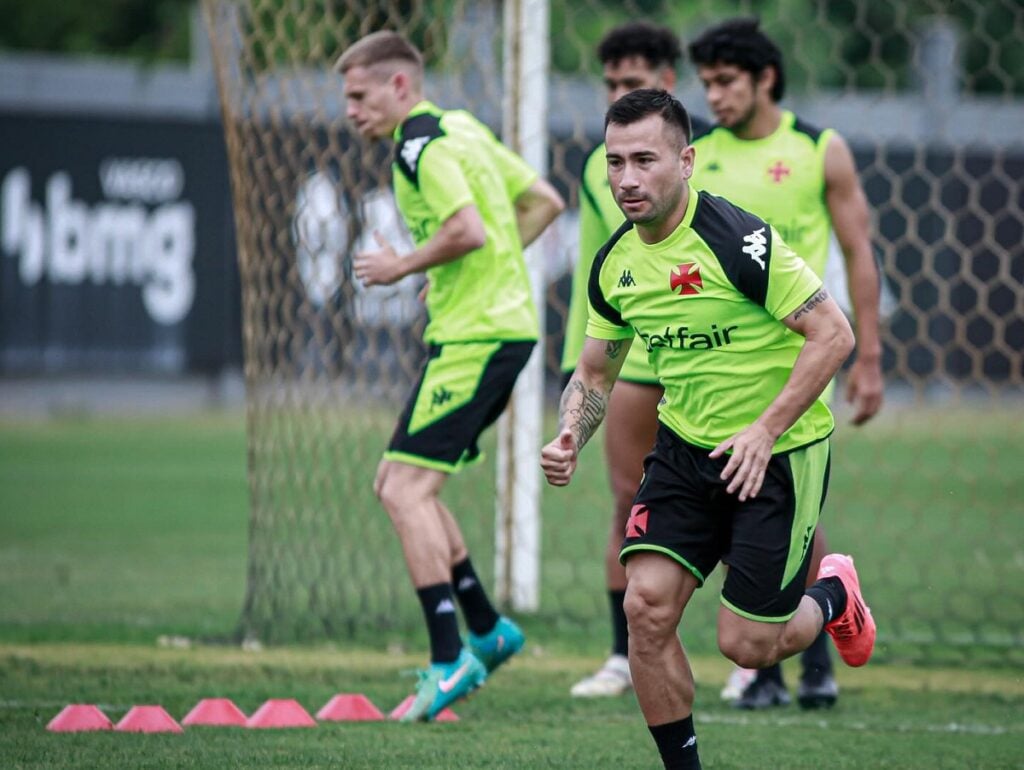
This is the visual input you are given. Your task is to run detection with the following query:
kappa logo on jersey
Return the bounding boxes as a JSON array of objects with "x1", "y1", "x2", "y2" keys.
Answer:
[
  {"x1": 400, "y1": 136, "x2": 431, "y2": 174},
  {"x1": 742, "y1": 227, "x2": 768, "y2": 270},
  {"x1": 431, "y1": 386, "x2": 454, "y2": 409},
  {"x1": 768, "y1": 160, "x2": 791, "y2": 183},
  {"x1": 669, "y1": 262, "x2": 703, "y2": 296},
  {"x1": 618, "y1": 269, "x2": 636, "y2": 287},
  {"x1": 625, "y1": 504, "x2": 649, "y2": 538}
]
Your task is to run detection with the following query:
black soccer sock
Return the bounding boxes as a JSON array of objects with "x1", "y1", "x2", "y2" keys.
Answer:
[
  {"x1": 416, "y1": 583, "x2": 462, "y2": 664},
  {"x1": 609, "y1": 589, "x2": 629, "y2": 657},
  {"x1": 801, "y1": 631, "x2": 834, "y2": 676},
  {"x1": 451, "y1": 557, "x2": 500, "y2": 636},
  {"x1": 806, "y1": 576, "x2": 847, "y2": 627},
  {"x1": 754, "y1": 662, "x2": 785, "y2": 686},
  {"x1": 648, "y1": 715, "x2": 702, "y2": 770}
]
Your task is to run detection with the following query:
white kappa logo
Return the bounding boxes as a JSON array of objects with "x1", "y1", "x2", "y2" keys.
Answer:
[
  {"x1": 435, "y1": 598, "x2": 456, "y2": 614},
  {"x1": 742, "y1": 227, "x2": 767, "y2": 270},
  {"x1": 400, "y1": 136, "x2": 431, "y2": 173}
]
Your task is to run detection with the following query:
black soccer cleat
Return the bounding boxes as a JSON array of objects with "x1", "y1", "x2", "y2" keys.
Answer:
[
  {"x1": 797, "y1": 670, "x2": 839, "y2": 710},
  {"x1": 733, "y1": 675, "x2": 792, "y2": 710}
]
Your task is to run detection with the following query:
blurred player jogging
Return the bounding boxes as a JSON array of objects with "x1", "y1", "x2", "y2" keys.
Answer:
[{"x1": 337, "y1": 30, "x2": 564, "y2": 722}]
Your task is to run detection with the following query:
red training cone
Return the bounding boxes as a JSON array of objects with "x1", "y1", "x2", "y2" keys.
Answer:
[
  {"x1": 246, "y1": 699, "x2": 316, "y2": 729},
  {"x1": 316, "y1": 693, "x2": 384, "y2": 722},
  {"x1": 388, "y1": 695, "x2": 459, "y2": 722},
  {"x1": 181, "y1": 698, "x2": 248, "y2": 727},
  {"x1": 115, "y1": 705, "x2": 183, "y2": 733},
  {"x1": 46, "y1": 704, "x2": 113, "y2": 732}
]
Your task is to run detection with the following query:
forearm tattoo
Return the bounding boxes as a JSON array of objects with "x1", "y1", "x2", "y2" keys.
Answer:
[
  {"x1": 559, "y1": 379, "x2": 608, "y2": 450},
  {"x1": 792, "y1": 289, "x2": 829, "y2": 321}
]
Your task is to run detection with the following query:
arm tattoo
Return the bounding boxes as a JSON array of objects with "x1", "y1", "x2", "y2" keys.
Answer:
[
  {"x1": 792, "y1": 289, "x2": 829, "y2": 321},
  {"x1": 559, "y1": 379, "x2": 608, "y2": 450},
  {"x1": 604, "y1": 340, "x2": 625, "y2": 360}
]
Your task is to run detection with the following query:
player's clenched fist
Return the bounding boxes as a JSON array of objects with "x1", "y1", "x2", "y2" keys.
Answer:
[
  {"x1": 353, "y1": 231, "x2": 403, "y2": 287},
  {"x1": 541, "y1": 430, "x2": 578, "y2": 486}
]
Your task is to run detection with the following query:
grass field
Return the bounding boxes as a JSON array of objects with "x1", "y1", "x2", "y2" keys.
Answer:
[
  {"x1": 2, "y1": 643, "x2": 1023, "y2": 769},
  {"x1": 1, "y1": 410, "x2": 1023, "y2": 768}
]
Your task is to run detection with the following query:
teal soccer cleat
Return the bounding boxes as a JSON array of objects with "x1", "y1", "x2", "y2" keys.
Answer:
[
  {"x1": 468, "y1": 616, "x2": 525, "y2": 674},
  {"x1": 400, "y1": 648, "x2": 487, "y2": 722}
]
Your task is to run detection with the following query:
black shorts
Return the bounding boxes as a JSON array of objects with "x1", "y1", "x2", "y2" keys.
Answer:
[
  {"x1": 620, "y1": 424, "x2": 831, "y2": 622},
  {"x1": 385, "y1": 340, "x2": 534, "y2": 473}
]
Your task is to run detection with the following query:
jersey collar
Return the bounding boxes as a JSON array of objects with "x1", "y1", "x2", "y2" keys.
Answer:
[{"x1": 393, "y1": 100, "x2": 441, "y2": 141}]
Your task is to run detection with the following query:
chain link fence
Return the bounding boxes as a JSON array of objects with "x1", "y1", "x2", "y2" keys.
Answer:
[{"x1": 204, "y1": 0, "x2": 1023, "y2": 664}]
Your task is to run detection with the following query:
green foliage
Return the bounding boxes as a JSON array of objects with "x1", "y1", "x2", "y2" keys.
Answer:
[
  {"x1": 239, "y1": 0, "x2": 450, "y2": 72},
  {"x1": 2, "y1": 1, "x2": 1019, "y2": 94},
  {"x1": 0, "y1": 0, "x2": 193, "y2": 62},
  {"x1": 550, "y1": 0, "x2": 1022, "y2": 95}
]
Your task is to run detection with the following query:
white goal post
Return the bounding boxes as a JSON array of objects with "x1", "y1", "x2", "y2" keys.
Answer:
[{"x1": 494, "y1": 0, "x2": 550, "y2": 612}]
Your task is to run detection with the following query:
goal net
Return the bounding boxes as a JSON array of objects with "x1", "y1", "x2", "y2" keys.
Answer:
[{"x1": 204, "y1": 0, "x2": 1023, "y2": 665}]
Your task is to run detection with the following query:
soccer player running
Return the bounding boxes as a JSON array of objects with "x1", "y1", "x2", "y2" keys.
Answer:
[
  {"x1": 337, "y1": 31, "x2": 565, "y2": 722},
  {"x1": 562, "y1": 21, "x2": 689, "y2": 699},
  {"x1": 541, "y1": 89, "x2": 875, "y2": 770},
  {"x1": 688, "y1": 17, "x2": 884, "y2": 710}
]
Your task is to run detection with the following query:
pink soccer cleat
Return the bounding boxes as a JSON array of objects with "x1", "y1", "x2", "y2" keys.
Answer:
[{"x1": 818, "y1": 554, "x2": 876, "y2": 667}]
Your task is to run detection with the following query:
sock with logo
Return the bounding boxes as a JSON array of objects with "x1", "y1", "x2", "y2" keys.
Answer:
[
  {"x1": 416, "y1": 583, "x2": 462, "y2": 664},
  {"x1": 609, "y1": 589, "x2": 629, "y2": 657},
  {"x1": 648, "y1": 715, "x2": 702, "y2": 770},
  {"x1": 451, "y1": 557, "x2": 500, "y2": 636},
  {"x1": 801, "y1": 631, "x2": 834, "y2": 675},
  {"x1": 806, "y1": 576, "x2": 847, "y2": 627}
]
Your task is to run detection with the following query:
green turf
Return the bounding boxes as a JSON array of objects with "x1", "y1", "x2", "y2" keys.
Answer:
[
  {"x1": 1, "y1": 409, "x2": 1023, "y2": 767},
  {"x1": 0, "y1": 414, "x2": 249, "y2": 643},
  {"x1": 1, "y1": 408, "x2": 1021, "y2": 664},
  {"x1": 2, "y1": 643, "x2": 1022, "y2": 769}
]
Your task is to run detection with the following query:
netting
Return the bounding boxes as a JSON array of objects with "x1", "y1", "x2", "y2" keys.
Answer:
[{"x1": 204, "y1": 0, "x2": 1024, "y2": 664}]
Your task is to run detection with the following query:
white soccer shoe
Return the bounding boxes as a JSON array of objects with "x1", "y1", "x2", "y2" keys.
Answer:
[
  {"x1": 720, "y1": 665, "x2": 757, "y2": 701},
  {"x1": 570, "y1": 654, "x2": 632, "y2": 697}
]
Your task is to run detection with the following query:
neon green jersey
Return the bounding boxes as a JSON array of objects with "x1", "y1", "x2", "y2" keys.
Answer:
[
  {"x1": 562, "y1": 144, "x2": 655, "y2": 381},
  {"x1": 586, "y1": 186, "x2": 832, "y2": 453},
  {"x1": 393, "y1": 101, "x2": 539, "y2": 344},
  {"x1": 691, "y1": 111, "x2": 834, "y2": 276}
]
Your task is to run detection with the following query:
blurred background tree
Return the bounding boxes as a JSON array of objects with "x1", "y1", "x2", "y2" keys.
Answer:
[
  {"x1": 0, "y1": 0, "x2": 193, "y2": 62},
  {"x1": 0, "y1": 0, "x2": 1018, "y2": 93}
]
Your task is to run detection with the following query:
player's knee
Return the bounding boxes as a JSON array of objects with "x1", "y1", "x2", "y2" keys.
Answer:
[
  {"x1": 623, "y1": 582, "x2": 677, "y2": 646},
  {"x1": 718, "y1": 632, "x2": 776, "y2": 669},
  {"x1": 376, "y1": 472, "x2": 411, "y2": 514}
]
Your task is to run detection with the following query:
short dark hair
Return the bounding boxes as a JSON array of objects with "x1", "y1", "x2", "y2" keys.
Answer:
[
  {"x1": 598, "y1": 22, "x2": 682, "y2": 70},
  {"x1": 688, "y1": 17, "x2": 785, "y2": 101},
  {"x1": 605, "y1": 89, "x2": 692, "y2": 147}
]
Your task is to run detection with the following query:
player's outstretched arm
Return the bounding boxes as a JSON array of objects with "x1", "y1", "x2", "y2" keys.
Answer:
[
  {"x1": 712, "y1": 289, "x2": 854, "y2": 501},
  {"x1": 514, "y1": 178, "x2": 565, "y2": 249},
  {"x1": 541, "y1": 335, "x2": 628, "y2": 486},
  {"x1": 825, "y1": 133, "x2": 884, "y2": 425},
  {"x1": 353, "y1": 205, "x2": 485, "y2": 287}
]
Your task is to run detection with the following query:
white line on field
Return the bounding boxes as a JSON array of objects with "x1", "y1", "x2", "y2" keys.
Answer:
[
  {"x1": 0, "y1": 700, "x2": 129, "y2": 713},
  {"x1": 697, "y1": 712, "x2": 1017, "y2": 736}
]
